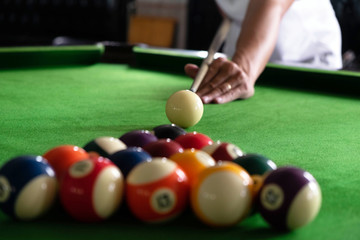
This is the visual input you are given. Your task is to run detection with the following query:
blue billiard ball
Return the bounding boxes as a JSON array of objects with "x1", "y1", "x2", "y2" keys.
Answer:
[
  {"x1": 0, "y1": 155, "x2": 57, "y2": 220},
  {"x1": 109, "y1": 147, "x2": 152, "y2": 177}
]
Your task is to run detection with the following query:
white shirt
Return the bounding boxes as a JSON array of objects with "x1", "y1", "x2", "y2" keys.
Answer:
[{"x1": 215, "y1": 0, "x2": 343, "y2": 69}]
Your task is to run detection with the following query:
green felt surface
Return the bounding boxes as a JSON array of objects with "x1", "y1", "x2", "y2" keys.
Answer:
[{"x1": 1, "y1": 62, "x2": 360, "y2": 240}]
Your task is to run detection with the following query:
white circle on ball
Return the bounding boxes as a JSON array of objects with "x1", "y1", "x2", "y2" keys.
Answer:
[
  {"x1": 0, "y1": 176, "x2": 11, "y2": 203},
  {"x1": 150, "y1": 187, "x2": 176, "y2": 214},
  {"x1": 195, "y1": 151, "x2": 216, "y2": 167},
  {"x1": 226, "y1": 143, "x2": 243, "y2": 158},
  {"x1": 260, "y1": 183, "x2": 284, "y2": 211},
  {"x1": 69, "y1": 160, "x2": 94, "y2": 178}
]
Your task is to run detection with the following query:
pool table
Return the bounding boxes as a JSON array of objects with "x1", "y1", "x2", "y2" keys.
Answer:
[{"x1": 0, "y1": 45, "x2": 360, "y2": 240}]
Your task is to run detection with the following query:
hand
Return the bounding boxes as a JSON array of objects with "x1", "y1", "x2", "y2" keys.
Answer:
[{"x1": 185, "y1": 57, "x2": 255, "y2": 104}]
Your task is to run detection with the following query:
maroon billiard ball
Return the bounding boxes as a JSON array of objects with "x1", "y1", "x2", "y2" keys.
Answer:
[
  {"x1": 60, "y1": 156, "x2": 124, "y2": 222},
  {"x1": 202, "y1": 141, "x2": 244, "y2": 161},
  {"x1": 143, "y1": 139, "x2": 184, "y2": 158},
  {"x1": 119, "y1": 130, "x2": 158, "y2": 148},
  {"x1": 257, "y1": 166, "x2": 322, "y2": 230},
  {"x1": 174, "y1": 132, "x2": 213, "y2": 150}
]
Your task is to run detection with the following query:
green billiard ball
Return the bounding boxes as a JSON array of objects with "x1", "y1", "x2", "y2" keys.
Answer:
[{"x1": 233, "y1": 153, "x2": 277, "y2": 176}]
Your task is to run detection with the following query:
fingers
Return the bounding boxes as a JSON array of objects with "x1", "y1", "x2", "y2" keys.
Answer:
[{"x1": 184, "y1": 64, "x2": 199, "y2": 79}]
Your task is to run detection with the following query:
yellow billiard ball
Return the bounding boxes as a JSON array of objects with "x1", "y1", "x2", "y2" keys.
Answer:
[{"x1": 165, "y1": 90, "x2": 203, "y2": 128}]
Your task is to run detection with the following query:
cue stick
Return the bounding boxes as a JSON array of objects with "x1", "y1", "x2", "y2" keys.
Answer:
[{"x1": 190, "y1": 17, "x2": 231, "y2": 92}]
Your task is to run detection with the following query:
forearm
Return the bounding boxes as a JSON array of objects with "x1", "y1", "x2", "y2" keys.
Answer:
[{"x1": 232, "y1": 0, "x2": 294, "y2": 82}]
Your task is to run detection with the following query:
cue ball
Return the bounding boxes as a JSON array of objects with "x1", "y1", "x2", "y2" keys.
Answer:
[
  {"x1": 60, "y1": 156, "x2": 124, "y2": 222},
  {"x1": 165, "y1": 90, "x2": 204, "y2": 128},
  {"x1": 257, "y1": 166, "x2": 322, "y2": 230},
  {"x1": 0, "y1": 155, "x2": 57, "y2": 220},
  {"x1": 191, "y1": 161, "x2": 253, "y2": 227},
  {"x1": 126, "y1": 158, "x2": 189, "y2": 223}
]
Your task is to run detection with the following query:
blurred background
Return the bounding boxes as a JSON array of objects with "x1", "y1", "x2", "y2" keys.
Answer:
[{"x1": 0, "y1": 0, "x2": 359, "y2": 68}]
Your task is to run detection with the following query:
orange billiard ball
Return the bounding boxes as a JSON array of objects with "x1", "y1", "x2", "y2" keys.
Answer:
[
  {"x1": 43, "y1": 145, "x2": 89, "y2": 180},
  {"x1": 169, "y1": 149, "x2": 215, "y2": 186},
  {"x1": 126, "y1": 158, "x2": 189, "y2": 223}
]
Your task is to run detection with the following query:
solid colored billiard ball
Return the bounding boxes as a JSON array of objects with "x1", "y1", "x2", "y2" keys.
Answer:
[
  {"x1": 152, "y1": 124, "x2": 187, "y2": 140},
  {"x1": 126, "y1": 158, "x2": 189, "y2": 223},
  {"x1": 119, "y1": 130, "x2": 158, "y2": 148},
  {"x1": 191, "y1": 161, "x2": 253, "y2": 227},
  {"x1": 60, "y1": 156, "x2": 124, "y2": 222},
  {"x1": 175, "y1": 132, "x2": 213, "y2": 150},
  {"x1": 233, "y1": 153, "x2": 277, "y2": 176},
  {"x1": 169, "y1": 149, "x2": 215, "y2": 186},
  {"x1": 202, "y1": 141, "x2": 244, "y2": 162},
  {"x1": 43, "y1": 145, "x2": 89, "y2": 180},
  {"x1": 257, "y1": 166, "x2": 322, "y2": 230},
  {"x1": 0, "y1": 155, "x2": 57, "y2": 220},
  {"x1": 108, "y1": 147, "x2": 152, "y2": 178},
  {"x1": 165, "y1": 90, "x2": 204, "y2": 128},
  {"x1": 143, "y1": 139, "x2": 184, "y2": 158},
  {"x1": 83, "y1": 136, "x2": 127, "y2": 158}
]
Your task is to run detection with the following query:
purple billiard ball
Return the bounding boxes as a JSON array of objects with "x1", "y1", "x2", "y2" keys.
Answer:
[
  {"x1": 119, "y1": 130, "x2": 158, "y2": 148},
  {"x1": 109, "y1": 147, "x2": 152, "y2": 177},
  {"x1": 257, "y1": 166, "x2": 322, "y2": 230},
  {"x1": 0, "y1": 155, "x2": 57, "y2": 220}
]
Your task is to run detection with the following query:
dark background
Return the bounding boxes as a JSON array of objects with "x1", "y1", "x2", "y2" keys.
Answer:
[{"x1": 0, "y1": 0, "x2": 359, "y2": 57}]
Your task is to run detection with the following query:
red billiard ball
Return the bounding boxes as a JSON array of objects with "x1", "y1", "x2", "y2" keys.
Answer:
[
  {"x1": 169, "y1": 149, "x2": 215, "y2": 186},
  {"x1": 60, "y1": 156, "x2": 124, "y2": 222},
  {"x1": 202, "y1": 141, "x2": 244, "y2": 161},
  {"x1": 174, "y1": 132, "x2": 213, "y2": 150},
  {"x1": 257, "y1": 166, "x2": 322, "y2": 230},
  {"x1": 43, "y1": 145, "x2": 89, "y2": 180},
  {"x1": 190, "y1": 161, "x2": 253, "y2": 227},
  {"x1": 0, "y1": 155, "x2": 57, "y2": 220},
  {"x1": 143, "y1": 139, "x2": 184, "y2": 158},
  {"x1": 126, "y1": 158, "x2": 189, "y2": 223},
  {"x1": 119, "y1": 130, "x2": 158, "y2": 148},
  {"x1": 83, "y1": 136, "x2": 127, "y2": 158}
]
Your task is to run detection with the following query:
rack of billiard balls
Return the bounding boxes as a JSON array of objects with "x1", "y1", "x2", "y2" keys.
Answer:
[{"x1": 0, "y1": 124, "x2": 321, "y2": 231}]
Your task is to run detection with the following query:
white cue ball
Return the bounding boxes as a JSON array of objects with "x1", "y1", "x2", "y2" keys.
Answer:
[{"x1": 165, "y1": 90, "x2": 204, "y2": 128}]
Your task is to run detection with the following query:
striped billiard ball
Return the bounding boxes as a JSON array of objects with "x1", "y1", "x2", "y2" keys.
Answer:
[
  {"x1": 60, "y1": 156, "x2": 124, "y2": 222},
  {"x1": 202, "y1": 141, "x2": 244, "y2": 161},
  {"x1": 258, "y1": 166, "x2": 322, "y2": 230},
  {"x1": 0, "y1": 155, "x2": 57, "y2": 220},
  {"x1": 190, "y1": 161, "x2": 253, "y2": 227},
  {"x1": 83, "y1": 136, "x2": 127, "y2": 158}
]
